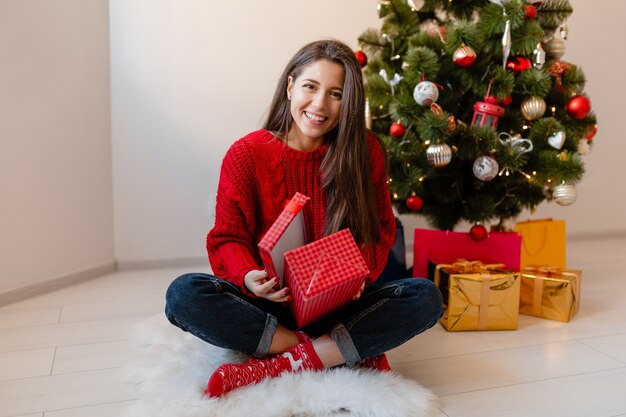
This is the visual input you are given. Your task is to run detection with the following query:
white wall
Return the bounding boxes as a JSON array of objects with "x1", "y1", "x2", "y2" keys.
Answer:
[
  {"x1": 109, "y1": 0, "x2": 383, "y2": 265},
  {"x1": 110, "y1": 0, "x2": 625, "y2": 266},
  {"x1": 0, "y1": 0, "x2": 114, "y2": 296}
]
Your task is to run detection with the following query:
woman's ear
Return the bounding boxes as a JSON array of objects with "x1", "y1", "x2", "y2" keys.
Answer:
[{"x1": 287, "y1": 76, "x2": 293, "y2": 100}]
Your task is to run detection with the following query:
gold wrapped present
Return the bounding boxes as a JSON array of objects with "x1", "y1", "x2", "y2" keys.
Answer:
[
  {"x1": 520, "y1": 266, "x2": 581, "y2": 322},
  {"x1": 429, "y1": 260, "x2": 520, "y2": 331}
]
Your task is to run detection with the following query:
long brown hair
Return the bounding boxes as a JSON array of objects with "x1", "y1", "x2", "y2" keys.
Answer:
[{"x1": 262, "y1": 39, "x2": 381, "y2": 247}]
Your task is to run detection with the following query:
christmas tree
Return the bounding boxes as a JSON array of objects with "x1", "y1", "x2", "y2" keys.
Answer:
[{"x1": 357, "y1": 0, "x2": 597, "y2": 232}]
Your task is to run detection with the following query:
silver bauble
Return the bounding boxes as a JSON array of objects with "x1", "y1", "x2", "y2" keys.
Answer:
[
  {"x1": 426, "y1": 143, "x2": 452, "y2": 167},
  {"x1": 407, "y1": 0, "x2": 425, "y2": 11},
  {"x1": 544, "y1": 37, "x2": 566, "y2": 59},
  {"x1": 377, "y1": 0, "x2": 391, "y2": 18},
  {"x1": 553, "y1": 184, "x2": 577, "y2": 206},
  {"x1": 413, "y1": 81, "x2": 439, "y2": 106},
  {"x1": 521, "y1": 96, "x2": 547, "y2": 121},
  {"x1": 473, "y1": 156, "x2": 499, "y2": 181}
]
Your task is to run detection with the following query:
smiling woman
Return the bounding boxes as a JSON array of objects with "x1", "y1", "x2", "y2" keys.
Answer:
[{"x1": 164, "y1": 39, "x2": 443, "y2": 398}]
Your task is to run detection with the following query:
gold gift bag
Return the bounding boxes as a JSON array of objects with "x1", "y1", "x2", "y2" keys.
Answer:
[
  {"x1": 520, "y1": 266, "x2": 582, "y2": 322},
  {"x1": 433, "y1": 260, "x2": 521, "y2": 331},
  {"x1": 514, "y1": 219, "x2": 566, "y2": 269}
]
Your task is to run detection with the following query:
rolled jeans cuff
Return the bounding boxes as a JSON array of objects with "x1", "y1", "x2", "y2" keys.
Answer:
[
  {"x1": 330, "y1": 323, "x2": 361, "y2": 366},
  {"x1": 253, "y1": 314, "x2": 278, "y2": 358}
]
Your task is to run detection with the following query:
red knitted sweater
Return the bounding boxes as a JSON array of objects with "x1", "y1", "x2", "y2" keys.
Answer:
[{"x1": 206, "y1": 129, "x2": 396, "y2": 292}]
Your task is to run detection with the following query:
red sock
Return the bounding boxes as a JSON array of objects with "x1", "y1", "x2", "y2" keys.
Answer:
[
  {"x1": 205, "y1": 341, "x2": 324, "y2": 397},
  {"x1": 356, "y1": 353, "x2": 392, "y2": 372}
]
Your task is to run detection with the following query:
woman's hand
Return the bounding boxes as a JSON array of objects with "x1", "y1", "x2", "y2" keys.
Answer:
[{"x1": 244, "y1": 270, "x2": 290, "y2": 302}]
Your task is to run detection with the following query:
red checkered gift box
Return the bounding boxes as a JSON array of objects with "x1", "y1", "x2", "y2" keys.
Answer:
[
  {"x1": 258, "y1": 192, "x2": 311, "y2": 287},
  {"x1": 285, "y1": 229, "x2": 369, "y2": 327},
  {"x1": 258, "y1": 193, "x2": 369, "y2": 328}
]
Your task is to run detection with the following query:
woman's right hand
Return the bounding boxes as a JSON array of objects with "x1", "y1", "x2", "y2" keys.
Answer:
[{"x1": 244, "y1": 269, "x2": 290, "y2": 302}]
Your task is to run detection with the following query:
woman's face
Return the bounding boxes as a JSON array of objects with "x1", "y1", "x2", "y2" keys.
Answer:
[{"x1": 287, "y1": 59, "x2": 345, "y2": 144}]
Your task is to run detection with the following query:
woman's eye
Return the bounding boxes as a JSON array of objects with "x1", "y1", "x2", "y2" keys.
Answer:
[
  {"x1": 331, "y1": 92, "x2": 343, "y2": 99},
  {"x1": 303, "y1": 84, "x2": 315, "y2": 90}
]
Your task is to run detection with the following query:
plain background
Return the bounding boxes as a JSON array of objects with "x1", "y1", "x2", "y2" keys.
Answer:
[{"x1": 1, "y1": 0, "x2": 623, "y2": 295}]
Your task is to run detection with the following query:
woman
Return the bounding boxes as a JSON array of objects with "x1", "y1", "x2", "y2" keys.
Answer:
[{"x1": 165, "y1": 39, "x2": 443, "y2": 397}]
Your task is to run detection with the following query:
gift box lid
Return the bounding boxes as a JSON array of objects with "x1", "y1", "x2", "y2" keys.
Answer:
[
  {"x1": 284, "y1": 229, "x2": 369, "y2": 299},
  {"x1": 258, "y1": 192, "x2": 311, "y2": 285}
]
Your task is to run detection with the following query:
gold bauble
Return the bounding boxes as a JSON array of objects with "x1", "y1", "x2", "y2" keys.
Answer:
[
  {"x1": 521, "y1": 96, "x2": 547, "y2": 121},
  {"x1": 426, "y1": 143, "x2": 452, "y2": 167},
  {"x1": 544, "y1": 37, "x2": 566, "y2": 59},
  {"x1": 553, "y1": 184, "x2": 577, "y2": 206}
]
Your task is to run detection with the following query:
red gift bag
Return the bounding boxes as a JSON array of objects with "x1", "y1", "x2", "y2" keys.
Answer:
[{"x1": 412, "y1": 229, "x2": 522, "y2": 278}]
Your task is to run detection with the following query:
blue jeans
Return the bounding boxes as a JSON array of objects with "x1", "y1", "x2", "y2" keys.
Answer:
[{"x1": 165, "y1": 273, "x2": 442, "y2": 366}]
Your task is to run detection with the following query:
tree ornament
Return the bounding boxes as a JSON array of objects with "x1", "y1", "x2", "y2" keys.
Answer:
[
  {"x1": 453, "y1": 44, "x2": 477, "y2": 68},
  {"x1": 354, "y1": 50, "x2": 368, "y2": 67},
  {"x1": 472, "y1": 101, "x2": 505, "y2": 129},
  {"x1": 406, "y1": 195, "x2": 423, "y2": 212},
  {"x1": 379, "y1": 69, "x2": 403, "y2": 95},
  {"x1": 521, "y1": 96, "x2": 547, "y2": 120},
  {"x1": 413, "y1": 81, "x2": 439, "y2": 106},
  {"x1": 377, "y1": 0, "x2": 391, "y2": 18},
  {"x1": 548, "y1": 131, "x2": 566, "y2": 149},
  {"x1": 585, "y1": 123, "x2": 598, "y2": 140},
  {"x1": 566, "y1": 95, "x2": 591, "y2": 119},
  {"x1": 502, "y1": 12, "x2": 512, "y2": 68},
  {"x1": 547, "y1": 60, "x2": 571, "y2": 93},
  {"x1": 552, "y1": 184, "x2": 577, "y2": 206},
  {"x1": 560, "y1": 24, "x2": 569, "y2": 40},
  {"x1": 501, "y1": 96, "x2": 513, "y2": 106},
  {"x1": 389, "y1": 122, "x2": 406, "y2": 138},
  {"x1": 544, "y1": 37, "x2": 566, "y2": 59},
  {"x1": 426, "y1": 143, "x2": 452, "y2": 167},
  {"x1": 365, "y1": 98, "x2": 372, "y2": 129},
  {"x1": 506, "y1": 56, "x2": 532, "y2": 73},
  {"x1": 533, "y1": 43, "x2": 546, "y2": 69},
  {"x1": 578, "y1": 139, "x2": 591, "y2": 155},
  {"x1": 498, "y1": 132, "x2": 533, "y2": 155},
  {"x1": 488, "y1": 0, "x2": 510, "y2": 6},
  {"x1": 469, "y1": 224, "x2": 488, "y2": 242},
  {"x1": 473, "y1": 156, "x2": 499, "y2": 181},
  {"x1": 447, "y1": 116, "x2": 457, "y2": 132},
  {"x1": 524, "y1": 4, "x2": 538, "y2": 19},
  {"x1": 407, "y1": 0, "x2": 425, "y2": 11}
]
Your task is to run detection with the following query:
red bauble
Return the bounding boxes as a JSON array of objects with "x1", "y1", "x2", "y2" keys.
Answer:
[
  {"x1": 524, "y1": 5, "x2": 538, "y2": 19},
  {"x1": 469, "y1": 224, "x2": 488, "y2": 242},
  {"x1": 585, "y1": 123, "x2": 598, "y2": 140},
  {"x1": 406, "y1": 196, "x2": 423, "y2": 212},
  {"x1": 354, "y1": 50, "x2": 368, "y2": 68},
  {"x1": 389, "y1": 122, "x2": 406, "y2": 138},
  {"x1": 453, "y1": 45, "x2": 477, "y2": 68},
  {"x1": 501, "y1": 96, "x2": 513, "y2": 107},
  {"x1": 506, "y1": 56, "x2": 532, "y2": 73},
  {"x1": 566, "y1": 95, "x2": 591, "y2": 119}
]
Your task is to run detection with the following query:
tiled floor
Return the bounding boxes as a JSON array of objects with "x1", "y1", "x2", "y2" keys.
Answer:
[{"x1": 1, "y1": 238, "x2": 626, "y2": 416}]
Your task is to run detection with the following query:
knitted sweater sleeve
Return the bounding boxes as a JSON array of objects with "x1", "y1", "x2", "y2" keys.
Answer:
[
  {"x1": 364, "y1": 133, "x2": 396, "y2": 283},
  {"x1": 206, "y1": 139, "x2": 262, "y2": 292}
]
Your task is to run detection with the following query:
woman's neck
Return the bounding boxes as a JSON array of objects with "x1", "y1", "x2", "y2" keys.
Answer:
[{"x1": 285, "y1": 128, "x2": 325, "y2": 152}]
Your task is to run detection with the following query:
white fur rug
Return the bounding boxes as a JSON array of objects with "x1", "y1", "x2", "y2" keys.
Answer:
[{"x1": 120, "y1": 314, "x2": 439, "y2": 417}]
